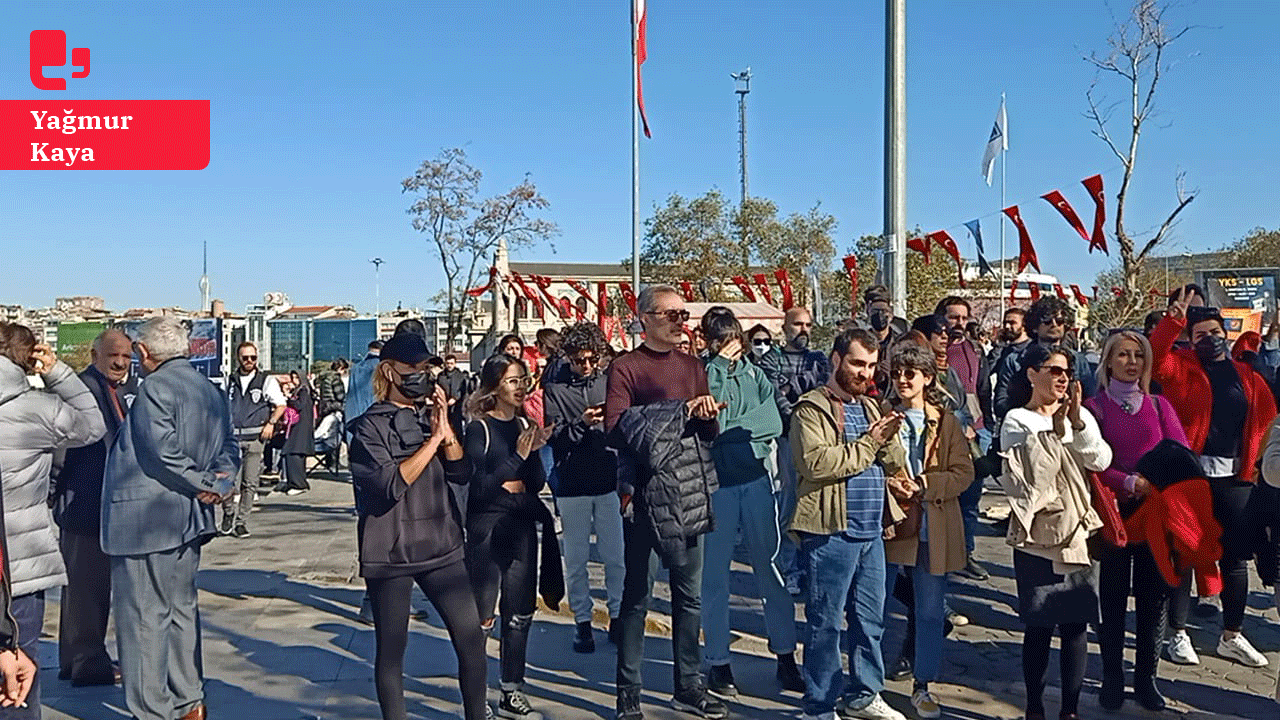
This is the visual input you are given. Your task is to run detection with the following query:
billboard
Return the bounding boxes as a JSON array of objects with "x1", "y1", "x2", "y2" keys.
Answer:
[
  {"x1": 119, "y1": 317, "x2": 223, "y2": 379},
  {"x1": 55, "y1": 321, "x2": 106, "y2": 372},
  {"x1": 1197, "y1": 268, "x2": 1280, "y2": 340}
]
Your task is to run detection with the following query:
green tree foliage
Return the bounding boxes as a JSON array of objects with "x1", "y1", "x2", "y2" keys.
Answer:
[
  {"x1": 1222, "y1": 227, "x2": 1280, "y2": 269},
  {"x1": 832, "y1": 233, "x2": 978, "y2": 323},
  {"x1": 403, "y1": 147, "x2": 558, "y2": 347}
]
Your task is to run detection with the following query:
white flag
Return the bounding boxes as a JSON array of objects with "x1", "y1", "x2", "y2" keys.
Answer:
[{"x1": 981, "y1": 98, "x2": 1007, "y2": 186}]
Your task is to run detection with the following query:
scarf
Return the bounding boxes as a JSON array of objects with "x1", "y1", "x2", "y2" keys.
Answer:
[{"x1": 1107, "y1": 378, "x2": 1144, "y2": 415}]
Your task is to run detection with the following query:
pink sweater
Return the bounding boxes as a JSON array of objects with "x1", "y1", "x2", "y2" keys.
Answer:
[{"x1": 1084, "y1": 391, "x2": 1189, "y2": 498}]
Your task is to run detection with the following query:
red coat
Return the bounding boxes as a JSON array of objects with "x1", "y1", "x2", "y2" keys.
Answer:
[
  {"x1": 1125, "y1": 477, "x2": 1223, "y2": 596},
  {"x1": 1150, "y1": 314, "x2": 1277, "y2": 483}
]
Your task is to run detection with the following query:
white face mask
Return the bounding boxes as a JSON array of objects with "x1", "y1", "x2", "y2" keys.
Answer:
[{"x1": 751, "y1": 339, "x2": 771, "y2": 357}]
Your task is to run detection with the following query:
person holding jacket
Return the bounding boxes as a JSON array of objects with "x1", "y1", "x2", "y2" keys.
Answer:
[
  {"x1": 881, "y1": 343, "x2": 974, "y2": 720},
  {"x1": 347, "y1": 332, "x2": 487, "y2": 720},
  {"x1": 463, "y1": 353, "x2": 561, "y2": 720},
  {"x1": 1083, "y1": 330, "x2": 1188, "y2": 712},
  {"x1": 543, "y1": 323, "x2": 625, "y2": 654},
  {"x1": 696, "y1": 307, "x2": 802, "y2": 698},
  {"x1": 1151, "y1": 300, "x2": 1278, "y2": 668},
  {"x1": 0, "y1": 322, "x2": 106, "y2": 719},
  {"x1": 1000, "y1": 344, "x2": 1113, "y2": 720}
]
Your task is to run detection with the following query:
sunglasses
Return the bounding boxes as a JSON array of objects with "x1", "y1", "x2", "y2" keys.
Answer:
[
  {"x1": 569, "y1": 354, "x2": 598, "y2": 367},
  {"x1": 1040, "y1": 316, "x2": 1067, "y2": 327},
  {"x1": 240, "y1": 355, "x2": 257, "y2": 361},
  {"x1": 503, "y1": 376, "x2": 534, "y2": 389},
  {"x1": 890, "y1": 368, "x2": 925, "y2": 380},
  {"x1": 751, "y1": 339, "x2": 771, "y2": 346},
  {"x1": 1036, "y1": 365, "x2": 1070, "y2": 378},
  {"x1": 646, "y1": 309, "x2": 691, "y2": 324}
]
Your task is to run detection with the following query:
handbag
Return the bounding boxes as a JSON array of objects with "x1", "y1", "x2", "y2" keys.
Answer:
[{"x1": 1089, "y1": 471, "x2": 1128, "y2": 548}]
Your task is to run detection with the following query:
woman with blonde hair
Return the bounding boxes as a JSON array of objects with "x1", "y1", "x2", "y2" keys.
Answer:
[{"x1": 1084, "y1": 329, "x2": 1188, "y2": 712}]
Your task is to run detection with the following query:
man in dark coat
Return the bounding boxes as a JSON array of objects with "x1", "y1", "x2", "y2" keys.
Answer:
[{"x1": 52, "y1": 329, "x2": 136, "y2": 686}]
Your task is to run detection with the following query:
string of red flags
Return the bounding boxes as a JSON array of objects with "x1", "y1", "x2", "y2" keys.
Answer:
[
  {"x1": 1070, "y1": 284, "x2": 1090, "y2": 306},
  {"x1": 842, "y1": 255, "x2": 859, "y2": 309},
  {"x1": 1041, "y1": 190, "x2": 1091, "y2": 246},
  {"x1": 565, "y1": 279, "x2": 598, "y2": 307},
  {"x1": 1082, "y1": 174, "x2": 1108, "y2": 255},
  {"x1": 731, "y1": 276, "x2": 757, "y2": 302},
  {"x1": 752, "y1": 273, "x2": 775, "y2": 305},
  {"x1": 1002, "y1": 205, "x2": 1041, "y2": 273},
  {"x1": 466, "y1": 267, "x2": 499, "y2": 297},
  {"x1": 927, "y1": 230, "x2": 966, "y2": 289},
  {"x1": 1053, "y1": 283, "x2": 1071, "y2": 301},
  {"x1": 774, "y1": 269, "x2": 795, "y2": 310}
]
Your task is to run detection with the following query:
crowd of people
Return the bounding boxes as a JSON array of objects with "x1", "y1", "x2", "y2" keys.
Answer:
[{"x1": 0, "y1": 277, "x2": 1279, "y2": 720}]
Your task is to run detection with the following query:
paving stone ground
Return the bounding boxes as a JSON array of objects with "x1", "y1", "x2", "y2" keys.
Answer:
[{"x1": 35, "y1": 472, "x2": 1280, "y2": 719}]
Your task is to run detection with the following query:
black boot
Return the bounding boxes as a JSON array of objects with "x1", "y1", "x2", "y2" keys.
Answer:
[
  {"x1": 573, "y1": 620, "x2": 595, "y2": 653},
  {"x1": 706, "y1": 663, "x2": 738, "y2": 699},
  {"x1": 1133, "y1": 627, "x2": 1167, "y2": 712},
  {"x1": 1099, "y1": 673, "x2": 1125, "y2": 711}
]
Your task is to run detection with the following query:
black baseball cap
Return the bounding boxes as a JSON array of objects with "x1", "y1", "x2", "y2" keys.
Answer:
[{"x1": 380, "y1": 333, "x2": 431, "y2": 364}]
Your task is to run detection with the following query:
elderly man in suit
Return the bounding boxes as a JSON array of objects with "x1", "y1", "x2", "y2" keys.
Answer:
[{"x1": 101, "y1": 317, "x2": 238, "y2": 720}]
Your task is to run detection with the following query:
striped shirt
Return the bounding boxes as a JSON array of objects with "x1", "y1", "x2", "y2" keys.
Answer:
[{"x1": 842, "y1": 401, "x2": 886, "y2": 540}]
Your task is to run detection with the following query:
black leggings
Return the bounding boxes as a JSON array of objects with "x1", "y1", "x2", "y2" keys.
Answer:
[
  {"x1": 468, "y1": 516, "x2": 538, "y2": 686},
  {"x1": 1169, "y1": 476, "x2": 1253, "y2": 632},
  {"x1": 366, "y1": 561, "x2": 488, "y2": 720},
  {"x1": 1099, "y1": 542, "x2": 1167, "y2": 685},
  {"x1": 1023, "y1": 623, "x2": 1088, "y2": 716}
]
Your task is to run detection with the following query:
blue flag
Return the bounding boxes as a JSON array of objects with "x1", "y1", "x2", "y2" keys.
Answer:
[{"x1": 964, "y1": 219, "x2": 993, "y2": 276}]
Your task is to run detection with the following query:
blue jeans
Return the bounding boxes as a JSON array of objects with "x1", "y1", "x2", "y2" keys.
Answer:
[
  {"x1": 702, "y1": 476, "x2": 797, "y2": 665},
  {"x1": 960, "y1": 428, "x2": 991, "y2": 554},
  {"x1": 885, "y1": 543, "x2": 947, "y2": 684},
  {"x1": 775, "y1": 442, "x2": 804, "y2": 586},
  {"x1": 801, "y1": 533, "x2": 886, "y2": 716},
  {"x1": 1, "y1": 592, "x2": 44, "y2": 720}
]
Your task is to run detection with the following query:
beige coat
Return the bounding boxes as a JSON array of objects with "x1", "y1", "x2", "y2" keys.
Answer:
[
  {"x1": 884, "y1": 404, "x2": 974, "y2": 575},
  {"x1": 789, "y1": 387, "x2": 906, "y2": 537}
]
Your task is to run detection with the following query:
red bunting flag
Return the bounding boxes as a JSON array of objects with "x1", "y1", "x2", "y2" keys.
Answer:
[
  {"x1": 843, "y1": 255, "x2": 859, "y2": 309},
  {"x1": 1041, "y1": 190, "x2": 1091, "y2": 245},
  {"x1": 466, "y1": 266, "x2": 498, "y2": 297},
  {"x1": 1070, "y1": 284, "x2": 1090, "y2": 306},
  {"x1": 633, "y1": 0, "x2": 651, "y2": 138},
  {"x1": 752, "y1": 273, "x2": 775, "y2": 305},
  {"x1": 774, "y1": 268, "x2": 795, "y2": 310},
  {"x1": 926, "y1": 230, "x2": 965, "y2": 288},
  {"x1": 618, "y1": 282, "x2": 638, "y2": 316},
  {"x1": 731, "y1": 276, "x2": 757, "y2": 302},
  {"x1": 1028, "y1": 281, "x2": 1042, "y2": 302},
  {"x1": 510, "y1": 272, "x2": 544, "y2": 319},
  {"x1": 677, "y1": 281, "x2": 695, "y2": 301},
  {"x1": 1054, "y1": 283, "x2": 1070, "y2": 300},
  {"x1": 1081, "y1": 174, "x2": 1108, "y2": 255},
  {"x1": 597, "y1": 282, "x2": 608, "y2": 329},
  {"x1": 1009, "y1": 279, "x2": 1018, "y2": 304},
  {"x1": 906, "y1": 235, "x2": 931, "y2": 264},
  {"x1": 531, "y1": 275, "x2": 567, "y2": 317},
  {"x1": 565, "y1": 279, "x2": 598, "y2": 306},
  {"x1": 1002, "y1": 205, "x2": 1041, "y2": 273}
]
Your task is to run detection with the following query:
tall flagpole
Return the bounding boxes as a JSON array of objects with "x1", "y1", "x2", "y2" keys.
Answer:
[
  {"x1": 631, "y1": 0, "x2": 641, "y2": 346},
  {"x1": 999, "y1": 92, "x2": 1007, "y2": 318}
]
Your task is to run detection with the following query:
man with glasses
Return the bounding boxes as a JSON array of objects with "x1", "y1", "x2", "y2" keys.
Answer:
[
  {"x1": 994, "y1": 297, "x2": 1096, "y2": 420},
  {"x1": 606, "y1": 285, "x2": 727, "y2": 720},
  {"x1": 222, "y1": 341, "x2": 286, "y2": 538},
  {"x1": 544, "y1": 323, "x2": 625, "y2": 655}
]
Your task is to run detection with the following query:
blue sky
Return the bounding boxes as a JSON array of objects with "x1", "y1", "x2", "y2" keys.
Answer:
[{"x1": 1, "y1": 0, "x2": 1276, "y2": 314}]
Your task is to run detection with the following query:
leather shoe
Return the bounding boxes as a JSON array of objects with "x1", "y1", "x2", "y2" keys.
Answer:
[{"x1": 179, "y1": 703, "x2": 207, "y2": 720}]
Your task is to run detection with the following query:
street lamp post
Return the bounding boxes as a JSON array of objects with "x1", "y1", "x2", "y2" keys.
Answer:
[{"x1": 370, "y1": 257, "x2": 385, "y2": 318}]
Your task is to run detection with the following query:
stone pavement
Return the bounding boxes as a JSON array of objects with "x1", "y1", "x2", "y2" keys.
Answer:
[{"x1": 35, "y1": 473, "x2": 1279, "y2": 719}]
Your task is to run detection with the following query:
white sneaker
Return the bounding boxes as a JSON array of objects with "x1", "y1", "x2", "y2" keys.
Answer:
[
  {"x1": 841, "y1": 694, "x2": 907, "y2": 720},
  {"x1": 910, "y1": 688, "x2": 941, "y2": 719},
  {"x1": 1218, "y1": 633, "x2": 1269, "y2": 667},
  {"x1": 1165, "y1": 630, "x2": 1200, "y2": 665}
]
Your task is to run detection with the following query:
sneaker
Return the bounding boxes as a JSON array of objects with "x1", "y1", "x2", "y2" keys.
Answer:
[
  {"x1": 909, "y1": 688, "x2": 941, "y2": 719},
  {"x1": 485, "y1": 702, "x2": 496, "y2": 720},
  {"x1": 670, "y1": 687, "x2": 728, "y2": 719},
  {"x1": 776, "y1": 653, "x2": 805, "y2": 693},
  {"x1": 954, "y1": 556, "x2": 989, "y2": 581},
  {"x1": 1165, "y1": 630, "x2": 1200, "y2": 665},
  {"x1": 886, "y1": 653, "x2": 913, "y2": 682},
  {"x1": 219, "y1": 513, "x2": 235, "y2": 535},
  {"x1": 572, "y1": 621, "x2": 595, "y2": 654},
  {"x1": 285, "y1": 487, "x2": 306, "y2": 496},
  {"x1": 706, "y1": 664, "x2": 737, "y2": 699},
  {"x1": 840, "y1": 693, "x2": 907, "y2": 720},
  {"x1": 945, "y1": 608, "x2": 969, "y2": 627},
  {"x1": 232, "y1": 524, "x2": 251, "y2": 539},
  {"x1": 498, "y1": 688, "x2": 540, "y2": 719},
  {"x1": 1218, "y1": 633, "x2": 1269, "y2": 667},
  {"x1": 616, "y1": 687, "x2": 643, "y2": 720},
  {"x1": 273, "y1": 483, "x2": 289, "y2": 495}
]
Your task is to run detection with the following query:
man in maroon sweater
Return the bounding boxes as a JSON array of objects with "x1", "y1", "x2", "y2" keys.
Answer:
[{"x1": 606, "y1": 284, "x2": 726, "y2": 720}]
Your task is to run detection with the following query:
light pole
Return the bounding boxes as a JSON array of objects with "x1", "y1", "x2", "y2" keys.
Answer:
[{"x1": 370, "y1": 258, "x2": 384, "y2": 318}]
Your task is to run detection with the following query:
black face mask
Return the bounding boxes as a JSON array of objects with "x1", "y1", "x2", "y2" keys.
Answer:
[
  {"x1": 397, "y1": 370, "x2": 433, "y2": 399},
  {"x1": 790, "y1": 332, "x2": 810, "y2": 350},
  {"x1": 1193, "y1": 335, "x2": 1229, "y2": 365},
  {"x1": 869, "y1": 309, "x2": 891, "y2": 332}
]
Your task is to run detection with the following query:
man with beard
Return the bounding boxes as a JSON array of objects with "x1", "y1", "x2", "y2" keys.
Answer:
[
  {"x1": 53, "y1": 329, "x2": 137, "y2": 686},
  {"x1": 758, "y1": 306, "x2": 829, "y2": 594},
  {"x1": 790, "y1": 328, "x2": 907, "y2": 720},
  {"x1": 222, "y1": 341, "x2": 286, "y2": 538}
]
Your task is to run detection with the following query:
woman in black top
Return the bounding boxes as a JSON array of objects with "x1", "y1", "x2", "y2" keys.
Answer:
[
  {"x1": 463, "y1": 354, "x2": 556, "y2": 720},
  {"x1": 348, "y1": 333, "x2": 487, "y2": 720},
  {"x1": 277, "y1": 369, "x2": 315, "y2": 494}
]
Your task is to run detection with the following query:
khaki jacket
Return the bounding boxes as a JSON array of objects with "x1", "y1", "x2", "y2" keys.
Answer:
[
  {"x1": 884, "y1": 403, "x2": 974, "y2": 575},
  {"x1": 789, "y1": 387, "x2": 906, "y2": 536}
]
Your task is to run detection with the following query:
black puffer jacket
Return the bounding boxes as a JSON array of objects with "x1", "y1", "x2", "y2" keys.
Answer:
[
  {"x1": 611, "y1": 400, "x2": 717, "y2": 566},
  {"x1": 543, "y1": 363, "x2": 615, "y2": 497}
]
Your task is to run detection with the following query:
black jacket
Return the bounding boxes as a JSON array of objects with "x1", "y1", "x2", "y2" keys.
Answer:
[
  {"x1": 543, "y1": 364, "x2": 616, "y2": 497},
  {"x1": 52, "y1": 366, "x2": 138, "y2": 536},
  {"x1": 610, "y1": 400, "x2": 718, "y2": 566},
  {"x1": 282, "y1": 383, "x2": 316, "y2": 455},
  {"x1": 348, "y1": 401, "x2": 469, "y2": 579}
]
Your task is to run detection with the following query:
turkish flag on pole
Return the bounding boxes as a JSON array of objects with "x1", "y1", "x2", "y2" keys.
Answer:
[
  {"x1": 752, "y1": 273, "x2": 775, "y2": 305},
  {"x1": 843, "y1": 255, "x2": 859, "y2": 309},
  {"x1": 1082, "y1": 174, "x2": 1108, "y2": 254},
  {"x1": 634, "y1": 0, "x2": 651, "y2": 138},
  {"x1": 1041, "y1": 190, "x2": 1091, "y2": 245},
  {"x1": 927, "y1": 230, "x2": 966, "y2": 288},
  {"x1": 906, "y1": 235, "x2": 931, "y2": 264},
  {"x1": 774, "y1": 268, "x2": 795, "y2": 310},
  {"x1": 1003, "y1": 205, "x2": 1041, "y2": 273}
]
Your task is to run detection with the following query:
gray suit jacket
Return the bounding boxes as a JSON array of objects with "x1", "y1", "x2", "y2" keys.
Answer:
[{"x1": 101, "y1": 358, "x2": 240, "y2": 556}]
